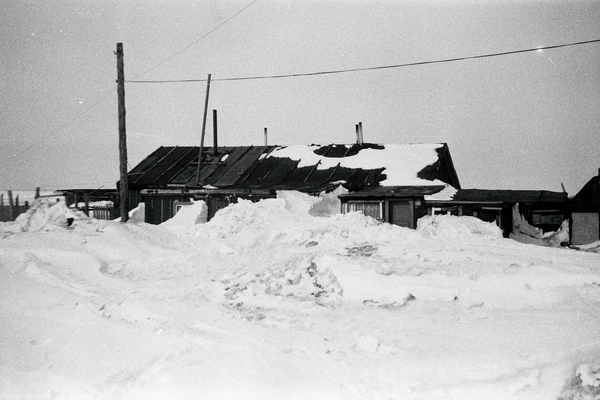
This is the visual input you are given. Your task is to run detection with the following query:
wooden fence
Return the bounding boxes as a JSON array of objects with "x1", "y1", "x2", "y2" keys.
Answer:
[
  {"x1": 0, "y1": 204, "x2": 30, "y2": 222},
  {"x1": 1, "y1": 189, "x2": 117, "y2": 222},
  {"x1": 0, "y1": 190, "x2": 31, "y2": 222},
  {"x1": 89, "y1": 206, "x2": 118, "y2": 221}
]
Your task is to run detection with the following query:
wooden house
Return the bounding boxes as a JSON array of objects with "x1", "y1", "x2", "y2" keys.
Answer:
[
  {"x1": 126, "y1": 143, "x2": 460, "y2": 225},
  {"x1": 570, "y1": 169, "x2": 600, "y2": 245},
  {"x1": 335, "y1": 141, "x2": 460, "y2": 228}
]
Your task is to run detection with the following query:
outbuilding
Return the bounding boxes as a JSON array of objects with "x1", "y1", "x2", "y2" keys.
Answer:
[
  {"x1": 424, "y1": 188, "x2": 570, "y2": 238},
  {"x1": 570, "y1": 169, "x2": 600, "y2": 245}
]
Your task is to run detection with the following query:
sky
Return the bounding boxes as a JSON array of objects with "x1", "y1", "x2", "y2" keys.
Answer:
[{"x1": 2, "y1": 0, "x2": 600, "y2": 195}]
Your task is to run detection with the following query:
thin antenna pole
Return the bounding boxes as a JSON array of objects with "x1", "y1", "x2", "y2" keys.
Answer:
[
  {"x1": 212, "y1": 109, "x2": 218, "y2": 156},
  {"x1": 196, "y1": 73, "x2": 211, "y2": 186},
  {"x1": 116, "y1": 43, "x2": 129, "y2": 222}
]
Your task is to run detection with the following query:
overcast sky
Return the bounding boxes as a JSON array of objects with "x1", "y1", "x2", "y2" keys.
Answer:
[{"x1": 2, "y1": 0, "x2": 600, "y2": 195}]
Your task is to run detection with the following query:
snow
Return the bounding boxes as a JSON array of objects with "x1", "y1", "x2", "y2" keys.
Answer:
[
  {"x1": 1, "y1": 195, "x2": 600, "y2": 399},
  {"x1": 424, "y1": 184, "x2": 458, "y2": 201},
  {"x1": 113, "y1": 203, "x2": 146, "y2": 223},
  {"x1": 574, "y1": 241, "x2": 600, "y2": 253},
  {"x1": 510, "y1": 204, "x2": 570, "y2": 247},
  {"x1": 267, "y1": 144, "x2": 446, "y2": 186},
  {"x1": 159, "y1": 200, "x2": 208, "y2": 228}
]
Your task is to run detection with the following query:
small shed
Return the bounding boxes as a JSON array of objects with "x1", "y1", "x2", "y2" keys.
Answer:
[
  {"x1": 570, "y1": 169, "x2": 600, "y2": 245},
  {"x1": 425, "y1": 188, "x2": 570, "y2": 237}
]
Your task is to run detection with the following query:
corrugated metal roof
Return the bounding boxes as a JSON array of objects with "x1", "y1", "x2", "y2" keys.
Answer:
[{"x1": 128, "y1": 143, "x2": 453, "y2": 194}]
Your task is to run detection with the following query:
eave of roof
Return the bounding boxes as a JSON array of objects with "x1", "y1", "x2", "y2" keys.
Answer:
[
  {"x1": 339, "y1": 185, "x2": 446, "y2": 199},
  {"x1": 425, "y1": 188, "x2": 569, "y2": 204}
]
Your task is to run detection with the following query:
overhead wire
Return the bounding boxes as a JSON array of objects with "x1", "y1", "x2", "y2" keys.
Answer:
[
  {"x1": 130, "y1": 0, "x2": 260, "y2": 80},
  {"x1": 125, "y1": 38, "x2": 600, "y2": 83},
  {"x1": 10, "y1": 0, "x2": 259, "y2": 159},
  {"x1": 11, "y1": 91, "x2": 113, "y2": 159}
]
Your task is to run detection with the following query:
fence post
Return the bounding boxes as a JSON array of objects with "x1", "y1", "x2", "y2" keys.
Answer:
[
  {"x1": 84, "y1": 193, "x2": 90, "y2": 216},
  {"x1": 35, "y1": 187, "x2": 40, "y2": 199},
  {"x1": 8, "y1": 190, "x2": 14, "y2": 221}
]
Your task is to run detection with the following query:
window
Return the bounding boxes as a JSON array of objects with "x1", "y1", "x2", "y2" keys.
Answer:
[
  {"x1": 346, "y1": 201, "x2": 383, "y2": 221},
  {"x1": 532, "y1": 210, "x2": 563, "y2": 226},
  {"x1": 173, "y1": 201, "x2": 193, "y2": 216},
  {"x1": 431, "y1": 205, "x2": 460, "y2": 216}
]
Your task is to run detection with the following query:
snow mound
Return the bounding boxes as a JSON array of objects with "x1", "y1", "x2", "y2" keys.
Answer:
[
  {"x1": 416, "y1": 214, "x2": 503, "y2": 239},
  {"x1": 573, "y1": 241, "x2": 600, "y2": 253},
  {"x1": 510, "y1": 204, "x2": 570, "y2": 247},
  {"x1": 308, "y1": 186, "x2": 346, "y2": 217},
  {"x1": 5, "y1": 190, "x2": 600, "y2": 399},
  {"x1": 216, "y1": 254, "x2": 343, "y2": 308},
  {"x1": 114, "y1": 202, "x2": 146, "y2": 222},
  {"x1": 3, "y1": 198, "x2": 88, "y2": 233},
  {"x1": 203, "y1": 198, "x2": 297, "y2": 239},
  {"x1": 559, "y1": 362, "x2": 600, "y2": 400},
  {"x1": 277, "y1": 190, "x2": 321, "y2": 215},
  {"x1": 160, "y1": 200, "x2": 207, "y2": 228}
]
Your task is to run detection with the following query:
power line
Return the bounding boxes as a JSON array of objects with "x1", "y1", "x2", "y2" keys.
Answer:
[
  {"x1": 130, "y1": 0, "x2": 260, "y2": 80},
  {"x1": 126, "y1": 38, "x2": 600, "y2": 84},
  {"x1": 9, "y1": 1, "x2": 259, "y2": 159},
  {"x1": 12, "y1": 90, "x2": 114, "y2": 159}
]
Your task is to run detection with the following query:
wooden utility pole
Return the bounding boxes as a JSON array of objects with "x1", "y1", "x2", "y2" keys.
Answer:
[
  {"x1": 195, "y1": 73, "x2": 212, "y2": 186},
  {"x1": 116, "y1": 43, "x2": 129, "y2": 222}
]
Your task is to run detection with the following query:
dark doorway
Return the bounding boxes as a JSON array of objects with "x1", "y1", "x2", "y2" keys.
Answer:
[{"x1": 389, "y1": 200, "x2": 412, "y2": 228}]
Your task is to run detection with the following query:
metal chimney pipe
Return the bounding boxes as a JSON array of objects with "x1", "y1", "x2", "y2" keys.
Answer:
[
  {"x1": 355, "y1": 124, "x2": 360, "y2": 144},
  {"x1": 358, "y1": 122, "x2": 364, "y2": 145},
  {"x1": 264, "y1": 127, "x2": 268, "y2": 146}
]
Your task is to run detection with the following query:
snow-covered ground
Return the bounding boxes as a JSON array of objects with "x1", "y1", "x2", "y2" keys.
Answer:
[{"x1": 1, "y1": 193, "x2": 599, "y2": 400}]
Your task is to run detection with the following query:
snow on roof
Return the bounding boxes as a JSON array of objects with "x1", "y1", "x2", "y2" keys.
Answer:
[
  {"x1": 423, "y1": 184, "x2": 458, "y2": 201},
  {"x1": 268, "y1": 143, "x2": 445, "y2": 186}
]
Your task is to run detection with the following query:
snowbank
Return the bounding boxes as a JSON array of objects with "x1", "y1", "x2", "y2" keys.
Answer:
[
  {"x1": 417, "y1": 214, "x2": 503, "y2": 239},
  {"x1": 573, "y1": 241, "x2": 600, "y2": 253},
  {"x1": 114, "y1": 202, "x2": 146, "y2": 223},
  {"x1": 160, "y1": 200, "x2": 207, "y2": 227},
  {"x1": 1, "y1": 192, "x2": 600, "y2": 400},
  {"x1": 510, "y1": 204, "x2": 570, "y2": 247},
  {"x1": 1, "y1": 198, "x2": 87, "y2": 234}
]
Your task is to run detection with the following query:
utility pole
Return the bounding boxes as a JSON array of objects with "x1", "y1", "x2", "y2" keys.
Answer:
[
  {"x1": 116, "y1": 43, "x2": 129, "y2": 222},
  {"x1": 195, "y1": 73, "x2": 211, "y2": 186}
]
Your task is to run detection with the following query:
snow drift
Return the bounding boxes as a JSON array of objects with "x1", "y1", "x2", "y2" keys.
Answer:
[{"x1": 1, "y1": 196, "x2": 600, "y2": 400}]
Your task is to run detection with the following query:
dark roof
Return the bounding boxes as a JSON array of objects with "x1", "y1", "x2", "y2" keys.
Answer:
[
  {"x1": 570, "y1": 175, "x2": 600, "y2": 212},
  {"x1": 339, "y1": 185, "x2": 446, "y2": 199},
  {"x1": 54, "y1": 189, "x2": 119, "y2": 199},
  {"x1": 127, "y1": 143, "x2": 457, "y2": 194},
  {"x1": 428, "y1": 188, "x2": 568, "y2": 204}
]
